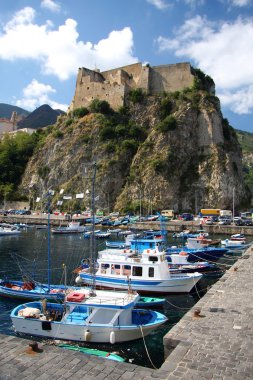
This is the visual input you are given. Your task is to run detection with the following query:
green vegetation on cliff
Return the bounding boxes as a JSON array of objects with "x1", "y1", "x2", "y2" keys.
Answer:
[
  {"x1": 236, "y1": 129, "x2": 253, "y2": 195},
  {"x1": 0, "y1": 132, "x2": 43, "y2": 202}
]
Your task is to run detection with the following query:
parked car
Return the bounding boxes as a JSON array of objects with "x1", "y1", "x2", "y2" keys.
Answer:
[
  {"x1": 242, "y1": 218, "x2": 253, "y2": 226},
  {"x1": 205, "y1": 218, "x2": 214, "y2": 225},
  {"x1": 180, "y1": 213, "x2": 194, "y2": 221},
  {"x1": 218, "y1": 217, "x2": 231, "y2": 225}
]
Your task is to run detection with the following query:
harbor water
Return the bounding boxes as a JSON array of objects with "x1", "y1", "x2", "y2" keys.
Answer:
[{"x1": 0, "y1": 227, "x2": 244, "y2": 368}]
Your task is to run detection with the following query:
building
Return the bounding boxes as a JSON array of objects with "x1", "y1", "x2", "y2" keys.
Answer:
[{"x1": 70, "y1": 62, "x2": 195, "y2": 111}]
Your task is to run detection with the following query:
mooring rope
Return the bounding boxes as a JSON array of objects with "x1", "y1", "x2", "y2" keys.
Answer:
[{"x1": 139, "y1": 324, "x2": 158, "y2": 370}]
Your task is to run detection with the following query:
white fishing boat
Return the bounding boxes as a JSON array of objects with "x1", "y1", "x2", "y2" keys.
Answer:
[
  {"x1": 0, "y1": 223, "x2": 21, "y2": 236},
  {"x1": 75, "y1": 247, "x2": 203, "y2": 293},
  {"x1": 11, "y1": 289, "x2": 167, "y2": 343},
  {"x1": 52, "y1": 221, "x2": 86, "y2": 234},
  {"x1": 221, "y1": 239, "x2": 250, "y2": 250}
]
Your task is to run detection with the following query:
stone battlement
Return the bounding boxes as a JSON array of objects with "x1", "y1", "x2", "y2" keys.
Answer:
[{"x1": 70, "y1": 62, "x2": 195, "y2": 111}]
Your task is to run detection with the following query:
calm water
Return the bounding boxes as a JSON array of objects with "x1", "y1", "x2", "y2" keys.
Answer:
[{"x1": 0, "y1": 227, "x2": 243, "y2": 368}]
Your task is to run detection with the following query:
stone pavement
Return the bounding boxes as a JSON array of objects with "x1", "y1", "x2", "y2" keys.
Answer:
[
  {"x1": 0, "y1": 245, "x2": 252, "y2": 380},
  {"x1": 161, "y1": 245, "x2": 253, "y2": 379}
]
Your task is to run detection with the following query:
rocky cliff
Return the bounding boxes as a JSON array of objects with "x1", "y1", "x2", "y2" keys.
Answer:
[{"x1": 20, "y1": 88, "x2": 250, "y2": 213}]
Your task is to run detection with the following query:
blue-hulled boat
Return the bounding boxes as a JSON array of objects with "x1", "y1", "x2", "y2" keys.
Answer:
[{"x1": 166, "y1": 246, "x2": 228, "y2": 262}]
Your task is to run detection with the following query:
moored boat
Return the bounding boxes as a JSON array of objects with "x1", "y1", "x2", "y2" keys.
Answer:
[
  {"x1": 57, "y1": 343, "x2": 125, "y2": 362},
  {"x1": 75, "y1": 248, "x2": 202, "y2": 293},
  {"x1": 11, "y1": 289, "x2": 168, "y2": 343},
  {"x1": 0, "y1": 279, "x2": 73, "y2": 301},
  {"x1": 0, "y1": 223, "x2": 21, "y2": 236},
  {"x1": 52, "y1": 221, "x2": 86, "y2": 234}
]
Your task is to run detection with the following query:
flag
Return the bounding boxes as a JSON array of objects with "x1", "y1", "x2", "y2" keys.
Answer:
[
  {"x1": 57, "y1": 200, "x2": 63, "y2": 206},
  {"x1": 76, "y1": 193, "x2": 84, "y2": 199}
]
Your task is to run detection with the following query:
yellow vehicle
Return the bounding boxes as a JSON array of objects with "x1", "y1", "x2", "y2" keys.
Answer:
[{"x1": 200, "y1": 209, "x2": 220, "y2": 216}]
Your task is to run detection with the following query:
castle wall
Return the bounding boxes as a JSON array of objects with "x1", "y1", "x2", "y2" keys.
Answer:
[
  {"x1": 73, "y1": 74, "x2": 127, "y2": 110},
  {"x1": 71, "y1": 62, "x2": 195, "y2": 111},
  {"x1": 150, "y1": 63, "x2": 194, "y2": 93}
]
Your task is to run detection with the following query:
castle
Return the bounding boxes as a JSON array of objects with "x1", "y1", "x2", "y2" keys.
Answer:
[{"x1": 70, "y1": 62, "x2": 195, "y2": 111}]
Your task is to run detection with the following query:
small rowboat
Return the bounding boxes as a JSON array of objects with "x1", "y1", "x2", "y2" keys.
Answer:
[{"x1": 57, "y1": 343, "x2": 125, "y2": 362}]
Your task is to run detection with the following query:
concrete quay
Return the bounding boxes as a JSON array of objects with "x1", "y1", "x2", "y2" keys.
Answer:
[
  {"x1": 161, "y1": 244, "x2": 253, "y2": 379},
  {"x1": 0, "y1": 246, "x2": 253, "y2": 379}
]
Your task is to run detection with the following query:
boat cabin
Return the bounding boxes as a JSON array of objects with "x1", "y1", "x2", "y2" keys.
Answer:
[{"x1": 97, "y1": 249, "x2": 169, "y2": 280}]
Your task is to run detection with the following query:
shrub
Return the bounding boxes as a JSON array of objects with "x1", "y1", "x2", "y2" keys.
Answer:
[
  {"x1": 121, "y1": 139, "x2": 138, "y2": 154},
  {"x1": 157, "y1": 115, "x2": 177, "y2": 133},
  {"x1": 128, "y1": 88, "x2": 145, "y2": 104},
  {"x1": 104, "y1": 142, "x2": 116, "y2": 153},
  {"x1": 72, "y1": 107, "x2": 89, "y2": 118},
  {"x1": 100, "y1": 126, "x2": 115, "y2": 141},
  {"x1": 192, "y1": 68, "x2": 215, "y2": 93},
  {"x1": 52, "y1": 129, "x2": 63, "y2": 138},
  {"x1": 65, "y1": 118, "x2": 73, "y2": 127},
  {"x1": 115, "y1": 124, "x2": 128, "y2": 138},
  {"x1": 129, "y1": 124, "x2": 146, "y2": 140},
  {"x1": 89, "y1": 99, "x2": 112, "y2": 114},
  {"x1": 160, "y1": 98, "x2": 173, "y2": 118},
  {"x1": 150, "y1": 159, "x2": 166, "y2": 173}
]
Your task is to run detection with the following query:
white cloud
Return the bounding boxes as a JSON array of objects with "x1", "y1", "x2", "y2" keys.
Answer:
[
  {"x1": 41, "y1": 0, "x2": 61, "y2": 12},
  {"x1": 146, "y1": 0, "x2": 170, "y2": 10},
  {"x1": 184, "y1": 0, "x2": 205, "y2": 8},
  {"x1": 230, "y1": 0, "x2": 252, "y2": 6},
  {"x1": 156, "y1": 16, "x2": 253, "y2": 114},
  {"x1": 0, "y1": 7, "x2": 137, "y2": 80},
  {"x1": 219, "y1": 85, "x2": 253, "y2": 114},
  {"x1": 16, "y1": 79, "x2": 68, "y2": 111}
]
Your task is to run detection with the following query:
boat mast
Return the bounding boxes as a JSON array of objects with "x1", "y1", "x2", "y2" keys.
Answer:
[
  {"x1": 46, "y1": 190, "x2": 54, "y2": 291},
  {"x1": 90, "y1": 162, "x2": 97, "y2": 296}
]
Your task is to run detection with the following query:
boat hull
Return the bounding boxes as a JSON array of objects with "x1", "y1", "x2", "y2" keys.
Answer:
[
  {"x1": 0, "y1": 280, "x2": 79, "y2": 301},
  {"x1": 11, "y1": 302, "x2": 167, "y2": 344},
  {"x1": 166, "y1": 248, "x2": 228, "y2": 262},
  {"x1": 78, "y1": 273, "x2": 202, "y2": 293}
]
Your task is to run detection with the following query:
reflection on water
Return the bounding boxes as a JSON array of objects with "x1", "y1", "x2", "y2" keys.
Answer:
[{"x1": 0, "y1": 227, "x2": 243, "y2": 368}]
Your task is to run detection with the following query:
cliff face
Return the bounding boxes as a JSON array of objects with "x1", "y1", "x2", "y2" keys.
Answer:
[{"x1": 20, "y1": 92, "x2": 250, "y2": 213}]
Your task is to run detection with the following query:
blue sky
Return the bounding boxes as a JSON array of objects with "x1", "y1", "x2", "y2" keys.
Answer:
[{"x1": 0, "y1": 0, "x2": 253, "y2": 133}]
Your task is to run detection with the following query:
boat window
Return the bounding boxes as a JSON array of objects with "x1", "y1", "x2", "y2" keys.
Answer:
[
  {"x1": 114, "y1": 264, "x2": 121, "y2": 275},
  {"x1": 132, "y1": 266, "x2": 142, "y2": 277},
  {"x1": 149, "y1": 256, "x2": 158, "y2": 262},
  {"x1": 101, "y1": 263, "x2": 109, "y2": 274},
  {"x1": 148, "y1": 267, "x2": 154, "y2": 277},
  {"x1": 123, "y1": 265, "x2": 131, "y2": 276}
]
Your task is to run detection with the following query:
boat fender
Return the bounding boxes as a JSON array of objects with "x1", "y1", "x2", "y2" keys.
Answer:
[
  {"x1": 110, "y1": 331, "x2": 116, "y2": 344},
  {"x1": 179, "y1": 251, "x2": 187, "y2": 256},
  {"x1": 75, "y1": 275, "x2": 82, "y2": 284},
  {"x1": 84, "y1": 330, "x2": 91, "y2": 341}
]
